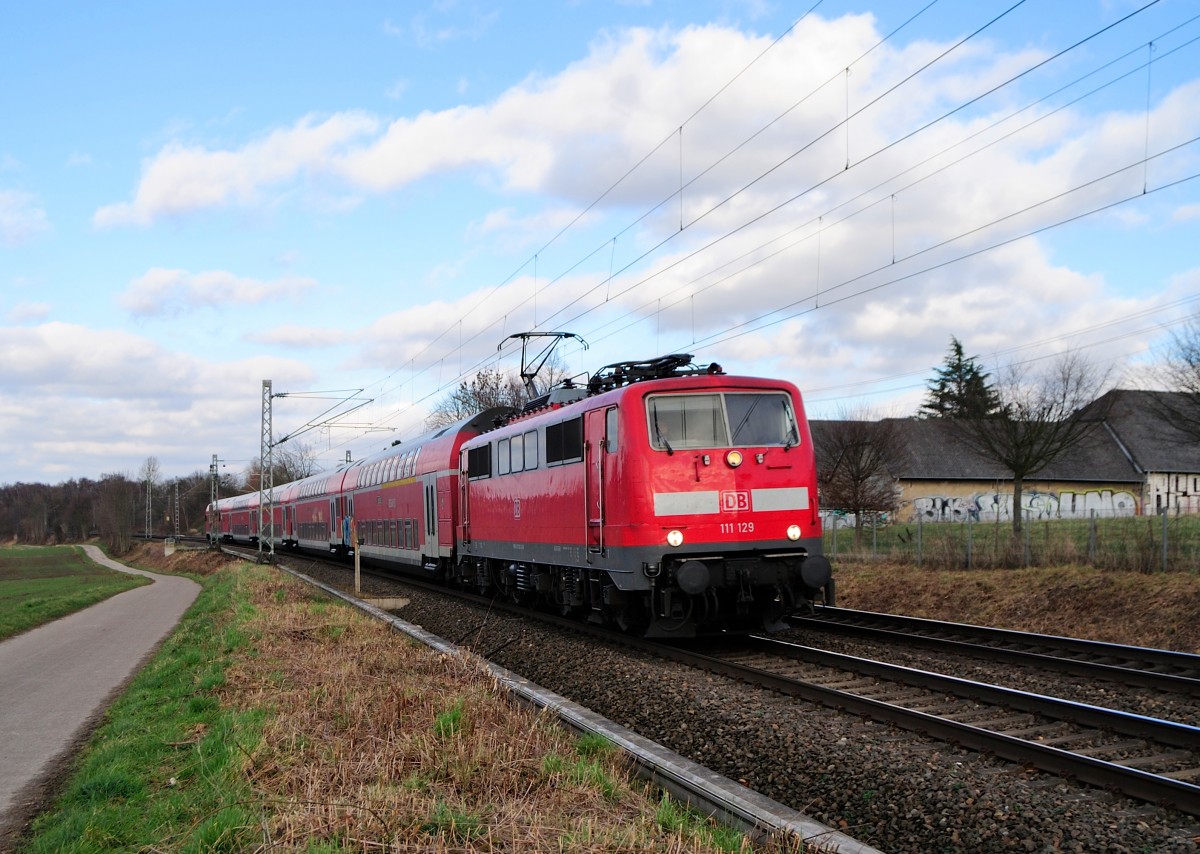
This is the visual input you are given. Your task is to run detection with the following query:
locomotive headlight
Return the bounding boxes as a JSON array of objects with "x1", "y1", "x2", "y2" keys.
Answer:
[
  {"x1": 786, "y1": 524, "x2": 802, "y2": 541},
  {"x1": 666, "y1": 529, "x2": 684, "y2": 547},
  {"x1": 725, "y1": 450, "x2": 744, "y2": 468}
]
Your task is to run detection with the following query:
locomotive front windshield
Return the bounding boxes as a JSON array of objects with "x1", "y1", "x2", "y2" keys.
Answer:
[{"x1": 647, "y1": 392, "x2": 799, "y2": 451}]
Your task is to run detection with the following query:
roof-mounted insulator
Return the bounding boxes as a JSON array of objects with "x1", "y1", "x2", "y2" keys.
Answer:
[{"x1": 586, "y1": 354, "x2": 723, "y2": 393}]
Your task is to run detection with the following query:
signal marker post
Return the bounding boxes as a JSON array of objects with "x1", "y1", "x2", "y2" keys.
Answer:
[{"x1": 352, "y1": 519, "x2": 360, "y2": 596}]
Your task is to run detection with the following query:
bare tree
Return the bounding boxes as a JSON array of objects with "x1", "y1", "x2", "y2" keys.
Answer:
[
  {"x1": 963, "y1": 352, "x2": 1112, "y2": 535},
  {"x1": 96, "y1": 473, "x2": 139, "y2": 554},
  {"x1": 139, "y1": 456, "x2": 161, "y2": 537},
  {"x1": 243, "y1": 440, "x2": 323, "y2": 491},
  {"x1": 812, "y1": 411, "x2": 905, "y2": 547},
  {"x1": 424, "y1": 367, "x2": 525, "y2": 430},
  {"x1": 275, "y1": 441, "x2": 322, "y2": 483},
  {"x1": 1154, "y1": 314, "x2": 1200, "y2": 440}
]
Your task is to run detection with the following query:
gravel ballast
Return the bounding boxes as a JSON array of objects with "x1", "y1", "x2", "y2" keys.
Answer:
[{"x1": 294, "y1": 560, "x2": 1200, "y2": 853}]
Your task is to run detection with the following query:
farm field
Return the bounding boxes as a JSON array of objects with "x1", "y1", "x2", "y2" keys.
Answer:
[{"x1": 0, "y1": 545, "x2": 149, "y2": 641}]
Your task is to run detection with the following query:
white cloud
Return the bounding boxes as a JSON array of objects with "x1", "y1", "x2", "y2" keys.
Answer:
[
  {"x1": 119, "y1": 268, "x2": 317, "y2": 316},
  {"x1": 0, "y1": 190, "x2": 49, "y2": 246},
  {"x1": 1174, "y1": 203, "x2": 1200, "y2": 222},
  {"x1": 0, "y1": 321, "x2": 319, "y2": 482},
  {"x1": 6, "y1": 301, "x2": 51, "y2": 323},
  {"x1": 257, "y1": 324, "x2": 347, "y2": 348},
  {"x1": 385, "y1": 7, "x2": 501, "y2": 48},
  {"x1": 79, "y1": 13, "x2": 1200, "y2": 436},
  {"x1": 93, "y1": 112, "x2": 380, "y2": 228},
  {"x1": 385, "y1": 79, "x2": 410, "y2": 100}
]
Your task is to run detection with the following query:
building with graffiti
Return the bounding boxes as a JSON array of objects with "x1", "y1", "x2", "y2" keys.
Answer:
[{"x1": 811, "y1": 389, "x2": 1200, "y2": 523}]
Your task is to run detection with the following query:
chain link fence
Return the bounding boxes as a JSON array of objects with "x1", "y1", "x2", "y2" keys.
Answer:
[{"x1": 822, "y1": 509, "x2": 1200, "y2": 572}]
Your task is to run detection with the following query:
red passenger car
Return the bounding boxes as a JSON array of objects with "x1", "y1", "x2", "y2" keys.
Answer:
[{"x1": 344, "y1": 408, "x2": 509, "y2": 569}]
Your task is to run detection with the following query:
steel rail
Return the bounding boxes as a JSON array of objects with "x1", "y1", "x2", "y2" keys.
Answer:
[
  {"x1": 792, "y1": 606, "x2": 1200, "y2": 696},
  {"x1": 738, "y1": 635, "x2": 1200, "y2": 749},
  {"x1": 647, "y1": 639, "x2": 1200, "y2": 817}
]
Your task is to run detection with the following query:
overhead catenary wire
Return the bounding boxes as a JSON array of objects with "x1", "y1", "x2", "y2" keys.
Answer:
[
  {"x1": 574, "y1": 28, "x2": 1200, "y2": 352},
  {"x1": 312, "y1": 1, "x2": 1197, "y2": 464},
  {"x1": 346, "y1": 0, "x2": 949, "y2": 416}
]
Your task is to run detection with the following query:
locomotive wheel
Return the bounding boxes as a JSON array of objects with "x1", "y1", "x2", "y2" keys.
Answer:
[{"x1": 614, "y1": 602, "x2": 649, "y2": 635}]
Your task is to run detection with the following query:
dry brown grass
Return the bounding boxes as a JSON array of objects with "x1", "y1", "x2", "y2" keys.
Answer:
[
  {"x1": 221, "y1": 567, "x2": 810, "y2": 852},
  {"x1": 122, "y1": 541, "x2": 236, "y2": 576},
  {"x1": 832, "y1": 562, "x2": 1200, "y2": 653}
]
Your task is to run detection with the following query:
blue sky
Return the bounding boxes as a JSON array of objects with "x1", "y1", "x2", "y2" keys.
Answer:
[{"x1": 2, "y1": 0, "x2": 1198, "y2": 485}]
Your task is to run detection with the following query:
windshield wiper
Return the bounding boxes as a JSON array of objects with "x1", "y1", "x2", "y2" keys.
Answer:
[
  {"x1": 783, "y1": 400, "x2": 798, "y2": 451},
  {"x1": 652, "y1": 406, "x2": 674, "y2": 456},
  {"x1": 730, "y1": 396, "x2": 763, "y2": 445}
]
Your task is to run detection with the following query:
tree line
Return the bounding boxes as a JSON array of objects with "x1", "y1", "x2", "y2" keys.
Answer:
[{"x1": 0, "y1": 443, "x2": 320, "y2": 554}]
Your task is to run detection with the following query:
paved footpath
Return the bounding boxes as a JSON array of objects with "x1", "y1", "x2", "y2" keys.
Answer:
[{"x1": 0, "y1": 545, "x2": 201, "y2": 847}]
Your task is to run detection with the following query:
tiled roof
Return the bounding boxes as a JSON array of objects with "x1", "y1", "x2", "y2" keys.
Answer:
[
  {"x1": 1091, "y1": 389, "x2": 1200, "y2": 474},
  {"x1": 808, "y1": 393, "x2": 1183, "y2": 484}
]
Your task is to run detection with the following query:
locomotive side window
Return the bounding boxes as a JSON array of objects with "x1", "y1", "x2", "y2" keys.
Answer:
[
  {"x1": 605, "y1": 407, "x2": 618, "y2": 452},
  {"x1": 510, "y1": 433, "x2": 524, "y2": 472},
  {"x1": 524, "y1": 430, "x2": 538, "y2": 468},
  {"x1": 467, "y1": 444, "x2": 491, "y2": 479},
  {"x1": 546, "y1": 417, "x2": 583, "y2": 465},
  {"x1": 497, "y1": 438, "x2": 511, "y2": 475}
]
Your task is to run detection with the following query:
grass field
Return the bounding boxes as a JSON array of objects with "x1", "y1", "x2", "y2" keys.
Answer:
[
  {"x1": 824, "y1": 512, "x2": 1200, "y2": 572},
  {"x1": 0, "y1": 546, "x2": 150, "y2": 641}
]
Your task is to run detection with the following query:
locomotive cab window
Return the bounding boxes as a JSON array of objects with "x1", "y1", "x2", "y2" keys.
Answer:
[
  {"x1": 647, "y1": 392, "x2": 798, "y2": 450},
  {"x1": 466, "y1": 444, "x2": 491, "y2": 480},
  {"x1": 546, "y1": 417, "x2": 583, "y2": 465}
]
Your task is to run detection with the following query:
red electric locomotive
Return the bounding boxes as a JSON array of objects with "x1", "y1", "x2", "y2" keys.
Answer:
[
  {"x1": 450, "y1": 355, "x2": 832, "y2": 637},
  {"x1": 207, "y1": 355, "x2": 832, "y2": 637}
]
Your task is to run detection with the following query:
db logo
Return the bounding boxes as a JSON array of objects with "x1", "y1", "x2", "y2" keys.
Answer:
[
  {"x1": 513, "y1": 498, "x2": 522, "y2": 519},
  {"x1": 720, "y1": 490, "x2": 751, "y2": 512}
]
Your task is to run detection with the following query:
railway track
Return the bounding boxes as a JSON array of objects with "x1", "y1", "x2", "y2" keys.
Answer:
[
  {"x1": 220, "y1": 546, "x2": 880, "y2": 852},
  {"x1": 789, "y1": 606, "x2": 1200, "y2": 696},
  {"x1": 654, "y1": 635, "x2": 1200, "y2": 816},
  {"x1": 226, "y1": 546, "x2": 1200, "y2": 817}
]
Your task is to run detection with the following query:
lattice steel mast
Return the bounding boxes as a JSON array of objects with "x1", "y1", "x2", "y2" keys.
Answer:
[{"x1": 258, "y1": 379, "x2": 274, "y2": 562}]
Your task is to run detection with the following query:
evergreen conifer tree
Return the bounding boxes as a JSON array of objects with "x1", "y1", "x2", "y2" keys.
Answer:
[{"x1": 919, "y1": 337, "x2": 1000, "y2": 419}]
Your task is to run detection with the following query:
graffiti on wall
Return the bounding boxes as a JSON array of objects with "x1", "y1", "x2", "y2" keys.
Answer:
[{"x1": 910, "y1": 488, "x2": 1139, "y2": 523}]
